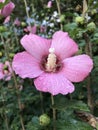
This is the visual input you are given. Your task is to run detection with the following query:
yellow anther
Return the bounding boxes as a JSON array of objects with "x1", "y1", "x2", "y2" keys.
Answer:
[{"x1": 46, "y1": 48, "x2": 57, "y2": 72}]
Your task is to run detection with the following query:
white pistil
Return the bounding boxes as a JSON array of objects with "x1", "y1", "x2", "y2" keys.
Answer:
[{"x1": 46, "y1": 48, "x2": 57, "y2": 72}]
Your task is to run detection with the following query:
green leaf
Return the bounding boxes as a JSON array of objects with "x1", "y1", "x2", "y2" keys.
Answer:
[
  {"x1": 64, "y1": 23, "x2": 77, "y2": 30},
  {"x1": 94, "y1": 33, "x2": 98, "y2": 38},
  {"x1": 25, "y1": 116, "x2": 41, "y2": 130},
  {"x1": 53, "y1": 97, "x2": 90, "y2": 112},
  {"x1": 0, "y1": 0, "x2": 9, "y2": 9},
  {"x1": 56, "y1": 119, "x2": 94, "y2": 130},
  {"x1": 94, "y1": 56, "x2": 98, "y2": 67}
]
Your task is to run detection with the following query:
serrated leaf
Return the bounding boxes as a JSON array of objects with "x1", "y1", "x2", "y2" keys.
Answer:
[
  {"x1": 56, "y1": 119, "x2": 94, "y2": 130},
  {"x1": 71, "y1": 101, "x2": 90, "y2": 111},
  {"x1": 53, "y1": 98, "x2": 90, "y2": 112}
]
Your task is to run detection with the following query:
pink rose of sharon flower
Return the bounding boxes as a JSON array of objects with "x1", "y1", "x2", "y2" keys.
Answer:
[
  {"x1": 12, "y1": 31, "x2": 93, "y2": 95},
  {"x1": 0, "y1": 0, "x2": 5, "y2": 3},
  {"x1": 1, "y1": 2, "x2": 15, "y2": 17}
]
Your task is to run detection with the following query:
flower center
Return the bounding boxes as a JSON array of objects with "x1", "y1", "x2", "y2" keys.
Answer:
[
  {"x1": 45, "y1": 48, "x2": 57, "y2": 72},
  {"x1": 41, "y1": 48, "x2": 63, "y2": 73}
]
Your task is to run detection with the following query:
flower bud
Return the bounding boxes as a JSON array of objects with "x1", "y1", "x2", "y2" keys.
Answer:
[
  {"x1": 9, "y1": 53, "x2": 15, "y2": 58},
  {"x1": 41, "y1": 13, "x2": 44, "y2": 17},
  {"x1": 0, "y1": 26, "x2": 7, "y2": 32},
  {"x1": 0, "y1": 52, "x2": 3, "y2": 57},
  {"x1": 75, "y1": 16, "x2": 85, "y2": 25},
  {"x1": 1, "y1": 2, "x2": 15, "y2": 17},
  {"x1": 87, "y1": 22, "x2": 96, "y2": 32},
  {"x1": 39, "y1": 114, "x2": 50, "y2": 126},
  {"x1": 47, "y1": 1, "x2": 52, "y2": 8},
  {"x1": 60, "y1": 14, "x2": 65, "y2": 22},
  {"x1": 21, "y1": 22, "x2": 26, "y2": 27},
  {"x1": 91, "y1": 9, "x2": 97, "y2": 15},
  {"x1": 75, "y1": 5, "x2": 82, "y2": 12}
]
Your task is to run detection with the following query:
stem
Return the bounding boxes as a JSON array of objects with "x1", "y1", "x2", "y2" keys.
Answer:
[
  {"x1": 23, "y1": 0, "x2": 31, "y2": 27},
  {"x1": 20, "y1": 115, "x2": 25, "y2": 130},
  {"x1": 83, "y1": 33, "x2": 94, "y2": 113},
  {"x1": 11, "y1": 60, "x2": 26, "y2": 130},
  {"x1": 13, "y1": 26, "x2": 19, "y2": 46},
  {"x1": 40, "y1": 92, "x2": 44, "y2": 114},
  {"x1": 56, "y1": 0, "x2": 63, "y2": 30},
  {"x1": 51, "y1": 95, "x2": 56, "y2": 130},
  {"x1": 4, "y1": 114, "x2": 9, "y2": 130},
  {"x1": 0, "y1": 34, "x2": 8, "y2": 58},
  {"x1": 2, "y1": 93, "x2": 9, "y2": 130},
  {"x1": 0, "y1": 34, "x2": 26, "y2": 130}
]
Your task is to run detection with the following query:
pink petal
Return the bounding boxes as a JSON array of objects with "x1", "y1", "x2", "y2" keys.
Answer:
[
  {"x1": 14, "y1": 18, "x2": 21, "y2": 26},
  {"x1": 24, "y1": 25, "x2": 37, "y2": 34},
  {"x1": 0, "y1": 63, "x2": 4, "y2": 79},
  {"x1": 47, "y1": 1, "x2": 52, "y2": 8},
  {"x1": 0, "y1": 0, "x2": 5, "y2": 3},
  {"x1": 1, "y1": 2, "x2": 15, "y2": 17},
  {"x1": 12, "y1": 51, "x2": 43, "y2": 78},
  {"x1": 29, "y1": 25, "x2": 37, "y2": 34},
  {"x1": 3, "y1": 16, "x2": 10, "y2": 24},
  {"x1": 51, "y1": 31, "x2": 78, "y2": 60},
  {"x1": 34, "y1": 73, "x2": 75, "y2": 95},
  {"x1": 21, "y1": 34, "x2": 51, "y2": 60},
  {"x1": 62, "y1": 54, "x2": 93, "y2": 82}
]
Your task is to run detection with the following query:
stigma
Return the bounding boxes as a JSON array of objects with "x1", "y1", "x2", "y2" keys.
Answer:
[{"x1": 46, "y1": 48, "x2": 57, "y2": 72}]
